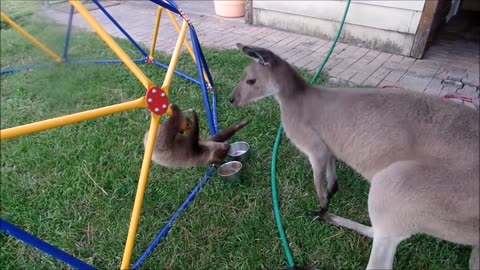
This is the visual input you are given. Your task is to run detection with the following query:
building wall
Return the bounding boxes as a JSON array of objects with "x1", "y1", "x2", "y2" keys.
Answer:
[{"x1": 251, "y1": 0, "x2": 426, "y2": 56}]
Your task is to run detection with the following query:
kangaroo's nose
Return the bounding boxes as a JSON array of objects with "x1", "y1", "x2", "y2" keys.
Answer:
[
  {"x1": 229, "y1": 96, "x2": 235, "y2": 104},
  {"x1": 224, "y1": 143, "x2": 230, "y2": 151}
]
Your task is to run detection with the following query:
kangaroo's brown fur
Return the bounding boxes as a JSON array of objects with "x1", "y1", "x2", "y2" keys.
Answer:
[
  {"x1": 144, "y1": 104, "x2": 249, "y2": 168},
  {"x1": 229, "y1": 43, "x2": 479, "y2": 269}
]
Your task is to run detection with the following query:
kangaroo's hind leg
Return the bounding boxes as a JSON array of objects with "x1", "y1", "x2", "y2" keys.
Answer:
[
  {"x1": 365, "y1": 161, "x2": 435, "y2": 269},
  {"x1": 471, "y1": 245, "x2": 479, "y2": 270},
  {"x1": 318, "y1": 211, "x2": 405, "y2": 269},
  {"x1": 317, "y1": 211, "x2": 405, "y2": 269},
  {"x1": 321, "y1": 161, "x2": 417, "y2": 269},
  {"x1": 366, "y1": 235, "x2": 406, "y2": 270}
]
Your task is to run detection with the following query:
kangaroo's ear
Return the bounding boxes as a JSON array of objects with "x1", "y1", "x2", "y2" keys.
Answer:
[{"x1": 237, "y1": 43, "x2": 275, "y2": 67}]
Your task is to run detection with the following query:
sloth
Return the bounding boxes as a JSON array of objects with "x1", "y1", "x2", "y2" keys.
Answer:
[{"x1": 144, "y1": 104, "x2": 250, "y2": 168}]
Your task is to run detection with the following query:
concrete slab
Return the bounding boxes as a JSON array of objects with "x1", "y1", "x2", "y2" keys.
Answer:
[{"x1": 38, "y1": 0, "x2": 479, "y2": 105}]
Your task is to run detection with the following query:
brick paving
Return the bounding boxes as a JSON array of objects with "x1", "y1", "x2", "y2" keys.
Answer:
[{"x1": 40, "y1": 1, "x2": 479, "y2": 103}]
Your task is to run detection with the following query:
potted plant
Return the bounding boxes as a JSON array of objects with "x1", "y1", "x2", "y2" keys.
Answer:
[{"x1": 214, "y1": 0, "x2": 246, "y2": 18}]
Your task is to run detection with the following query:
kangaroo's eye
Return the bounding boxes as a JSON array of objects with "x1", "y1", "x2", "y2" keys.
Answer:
[{"x1": 246, "y1": 79, "x2": 256, "y2": 85}]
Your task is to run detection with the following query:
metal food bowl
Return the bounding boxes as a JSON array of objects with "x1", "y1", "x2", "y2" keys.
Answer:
[
  {"x1": 228, "y1": 141, "x2": 250, "y2": 162},
  {"x1": 218, "y1": 161, "x2": 243, "y2": 182}
]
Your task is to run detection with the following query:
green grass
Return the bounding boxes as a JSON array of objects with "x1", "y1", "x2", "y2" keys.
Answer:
[
  {"x1": 0, "y1": 0, "x2": 42, "y2": 30},
  {"x1": 0, "y1": 6, "x2": 471, "y2": 270}
]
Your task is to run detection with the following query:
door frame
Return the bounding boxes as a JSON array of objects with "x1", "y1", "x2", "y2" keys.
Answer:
[{"x1": 411, "y1": 0, "x2": 441, "y2": 58}]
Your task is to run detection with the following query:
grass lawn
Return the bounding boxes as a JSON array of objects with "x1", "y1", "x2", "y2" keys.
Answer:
[{"x1": 0, "y1": 2, "x2": 471, "y2": 269}]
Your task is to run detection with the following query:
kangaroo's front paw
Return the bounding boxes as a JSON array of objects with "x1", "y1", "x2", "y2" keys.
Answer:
[
  {"x1": 317, "y1": 213, "x2": 337, "y2": 225},
  {"x1": 305, "y1": 207, "x2": 328, "y2": 218}
]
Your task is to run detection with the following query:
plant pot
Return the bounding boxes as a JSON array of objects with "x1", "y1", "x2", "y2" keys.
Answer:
[{"x1": 214, "y1": 0, "x2": 246, "y2": 18}]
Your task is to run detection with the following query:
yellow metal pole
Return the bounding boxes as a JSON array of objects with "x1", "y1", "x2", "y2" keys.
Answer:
[
  {"x1": 69, "y1": 0, "x2": 154, "y2": 90},
  {"x1": 149, "y1": 6, "x2": 163, "y2": 61},
  {"x1": 120, "y1": 113, "x2": 160, "y2": 270},
  {"x1": 166, "y1": 11, "x2": 210, "y2": 85},
  {"x1": 0, "y1": 12, "x2": 62, "y2": 63},
  {"x1": 161, "y1": 20, "x2": 189, "y2": 94},
  {"x1": 0, "y1": 98, "x2": 145, "y2": 140},
  {"x1": 166, "y1": 11, "x2": 195, "y2": 61}
]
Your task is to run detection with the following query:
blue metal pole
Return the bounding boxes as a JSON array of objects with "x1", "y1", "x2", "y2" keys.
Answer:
[
  {"x1": 91, "y1": 0, "x2": 148, "y2": 58},
  {"x1": 1, "y1": 64, "x2": 51, "y2": 75},
  {"x1": 0, "y1": 219, "x2": 96, "y2": 270},
  {"x1": 190, "y1": 29, "x2": 216, "y2": 135},
  {"x1": 131, "y1": 166, "x2": 216, "y2": 270},
  {"x1": 211, "y1": 92, "x2": 219, "y2": 134},
  {"x1": 151, "y1": 60, "x2": 201, "y2": 85},
  {"x1": 149, "y1": 0, "x2": 180, "y2": 14},
  {"x1": 62, "y1": 5, "x2": 75, "y2": 62},
  {"x1": 190, "y1": 28, "x2": 214, "y2": 88},
  {"x1": 189, "y1": 27, "x2": 218, "y2": 133},
  {"x1": 165, "y1": 0, "x2": 179, "y2": 10}
]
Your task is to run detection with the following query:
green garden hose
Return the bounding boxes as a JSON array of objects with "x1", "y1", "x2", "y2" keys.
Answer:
[{"x1": 270, "y1": 0, "x2": 352, "y2": 268}]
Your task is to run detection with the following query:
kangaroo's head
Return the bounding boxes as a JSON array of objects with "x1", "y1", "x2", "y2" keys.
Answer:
[{"x1": 229, "y1": 43, "x2": 284, "y2": 106}]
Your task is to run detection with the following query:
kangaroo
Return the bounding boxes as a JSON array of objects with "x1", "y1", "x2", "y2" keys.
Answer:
[
  {"x1": 144, "y1": 104, "x2": 250, "y2": 168},
  {"x1": 229, "y1": 43, "x2": 479, "y2": 269}
]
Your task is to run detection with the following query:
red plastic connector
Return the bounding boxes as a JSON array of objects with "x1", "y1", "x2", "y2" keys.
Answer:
[{"x1": 145, "y1": 87, "x2": 169, "y2": 115}]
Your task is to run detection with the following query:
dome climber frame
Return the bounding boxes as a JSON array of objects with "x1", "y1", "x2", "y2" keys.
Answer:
[{"x1": 0, "y1": 1, "x2": 220, "y2": 269}]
